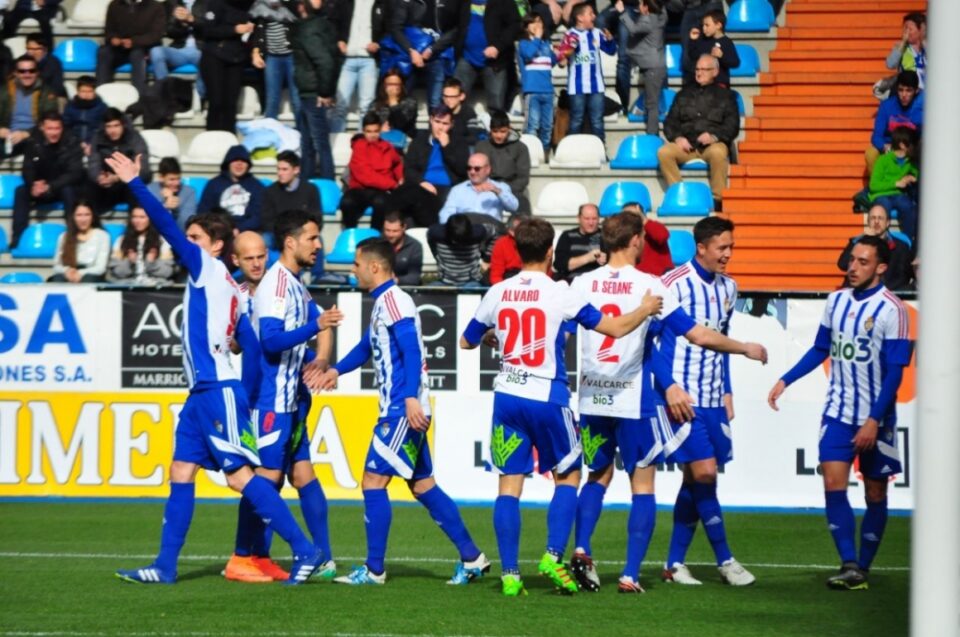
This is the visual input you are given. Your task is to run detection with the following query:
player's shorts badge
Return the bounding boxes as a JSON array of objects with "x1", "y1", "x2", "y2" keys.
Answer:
[
  {"x1": 214, "y1": 420, "x2": 223, "y2": 433},
  {"x1": 380, "y1": 422, "x2": 390, "y2": 436}
]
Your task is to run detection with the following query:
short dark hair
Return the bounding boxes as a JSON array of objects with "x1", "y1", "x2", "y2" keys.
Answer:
[
  {"x1": 103, "y1": 107, "x2": 125, "y2": 124},
  {"x1": 522, "y1": 13, "x2": 543, "y2": 30},
  {"x1": 429, "y1": 104, "x2": 454, "y2": 119},
  {"x1": 26, "y1": 34, "x2": 49, "y2": 49},
  {"x1": 602, "y1": 212, "x2": 645, "y2": 252},
  {"x1": 40, "y1": 110, "x2": 63, "y2": 124},
  {"x1": 276, "y1": 150, "x2": 300, "y2": 167},
  {"x1": 890, "y1": 125, "x2": 917, "y2": 151},
  {"x1": 621, "y1": 201, "x2": 645, "y2": 214},
  {"x1": 693, "y1": 216, "x2": 734, "y2": 246},
  {"x1": 442, "y1": 77, "x2": 464, "y2": 92},
  {"x1": 571, "y1": 2, "x2": 593, "y2": 22},
  {"x1": 897, "y1": 70, "x2": 919, "y2": 90},
  {"x1": 184, "y1": 212, "x2": 235, "y2": 251},
  {"x1": 361, "y1": 111, "x2": 382, "y2": 128},
  {"x1": 640, "y1": 0, "x2": 663, "y2": 13},
  {"x1": 357, "y1": 237, "x2": 395, "y2": 272},
  {"x1": 854, "y1": 234, "x2": 891, "y2": 265},
  {"x1": 382, "y1": 210, "x2": 406, "y2": 226},
  {"x1": 703, "y1": 8, "x2": 726, "y2": 27},
  {"x1": 15, "y1": 54, "x2": 37, "y2": 69},
  {"x1": 274, "y1": 209, "x2": 319, "y2": 245},
  {"x1": 489, "y1": 109, "x2": 510, "y2": 130},
  {"x1": 158, "y1": 157, "x2": 182, "y2": 175},
  {"x1": 77, "y1": 75, "x2": 97, "y2": 90},
  {"x1": 903, "y1": 11, "x2": 925, "y2": 27},
  {"x1": 445, "y1": 213, "x2": 474, "y2": 246},
  {"x1": 515, "y1": 217, "x2": 555, "y2": 264}
]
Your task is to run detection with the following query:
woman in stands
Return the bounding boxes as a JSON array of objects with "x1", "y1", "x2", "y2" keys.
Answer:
[
  {"x1": 108, "y1": 204, "x2": 177, "y2": 285},
  {"x1": 368, "y1": 68, "x2": 419, "y2": 139},
  {"x1": 48, "y1": 201, "x2": 111, "y2": 283}
]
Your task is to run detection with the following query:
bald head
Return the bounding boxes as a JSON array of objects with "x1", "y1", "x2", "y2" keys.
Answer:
[
  {"x1": 695, "y1": 54, "x2": 719, "y2": 86},
  {"x1": 467, "y1": 152, "x2": 491, "y2": 185},
  {"x1": 233, "y1": 231, "x2": 268, "y2": 285}
]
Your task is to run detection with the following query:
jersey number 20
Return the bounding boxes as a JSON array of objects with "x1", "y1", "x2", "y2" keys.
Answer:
[{"x1": 498, "y1": 308, "x2": 546, "y2": 366}]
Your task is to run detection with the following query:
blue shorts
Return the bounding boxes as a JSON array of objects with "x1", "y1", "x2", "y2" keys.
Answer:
[
  {"x1": 581, "y1": 407, "x2": 672, "y2": 473},
  {"x1": 365, "y1": 415, "x2": 434, "y2": 480},
  {"x1": 255, "y1": 407, "x2": 311, "y2": 471},
  {"x1": 819, "y1": 416, "x2": 902, "y2": 480},
  {"x1": 669, "y1": 406, "x2": 733, "y2": 466},
  {"x1": 491, "y1": 393, "x2": 582, "y2": 476},
  {"x1": 173, "y1": 381, "x2": 260, "y2": 472}
]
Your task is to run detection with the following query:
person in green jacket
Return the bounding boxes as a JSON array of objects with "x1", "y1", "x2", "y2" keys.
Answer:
[
  {"x1": 291, "y1": 0, "x2": 342, "y2": 180},
  {"x1": 868, "y1": 126, "x2": 919, "y2": 248},
  {"x1": 0, "y1": 54, "x2": 60, "y2": 158}
]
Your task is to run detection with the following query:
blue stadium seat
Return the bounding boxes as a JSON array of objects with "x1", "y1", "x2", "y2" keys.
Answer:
[
  {"x1": 267, "y1": 249, "x2": 281, "y2": 268},
  {"x1": 734, "y1": 90, "x2": 746, "y2": 116},
  {"x1": 311, "y1": 178, "x2": 343, "y2": 215},
  {"x1": 0, "y1": 174, "x2": 24, "y2": 208},
  {"x1": 627, "y1": 87, "x2": 676, "y2": 124},
  {"x1": 326, "y1": 228, "x2": 380, "y2": 264},
  {"x1": 598, "y1": 182, "x2": 653, "y2": 217},
  {"x1": 53, "y1": 39, "x2": 98, "y2": 72},
  {"x1": 171, "y1": 63, "x2": 198, "y2": 74},
  {"x1": 727, "y1": 0, "x2": 776, "y2": 33},
  {"x1": 889, "y1": 230, "x2": 912, "y2": 249},
  {"x1": 658, "y1": 182, "x2": 713, "y2": 217},
  {"x1": 103, "y1": 222, "x2": 126, "y2": 246},
  {"x1": 259, "y1": 177, "x2": 273, "y2": 188},
  {"x1": 610, "y1": 135, "x2": 664, "y2": 170},
  {"x1": 381, "y1": 129, "x2": 409, "y2": 152},
  {"x1": 730, "y1": 44, "x2": 761, "y2": 77},
  {"x1": 10, "y1": 222, "x2": 66, "y2": 258},
  {"x1": 668, "y1": 230, "x2": 696, "y2": 265},
  {"x1": 0, "y1": 226, "x2": 8, "y2": 253},
  {"x1": 0, "y1": 271, "x2": 44, "y2": 284},
  {"x1": 181, "y1": 176, "x2": 210, "y2": 197},
  {"x1": 682, "y1": 158, "x2": 708, "y2": 170},
  {"x1": 666, "y1": 43, "x2": 683, "y2": 78}
]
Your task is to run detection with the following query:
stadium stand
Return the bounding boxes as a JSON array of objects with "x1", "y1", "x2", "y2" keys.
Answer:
[{"x1": 598, "y1": 181, "x2": 652, "y2": 217}]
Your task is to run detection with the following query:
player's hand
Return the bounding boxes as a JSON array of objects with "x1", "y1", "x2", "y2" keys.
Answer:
[
  {"x1": 640, "y1": 288, "x2": 664, "y2": 317},
  {"x1": 744, "y1": 342, "x2": 768, "y2": 364},
  {"x1": 406, "y1": 397, "x2": 430, "y2": 432},
  {"x1": 482, "y1": 329, "x2": 499, "y2": 349},
  {"x1": 723, "y1": 393, "x2": 735, "y2": 421},
  {"x1": 853, "y1": 418, "x2": 879, "y2": 453},
  {"x1": 665, "y1": 384, "x2": 695, "y2": 423},
  {"x1": 104, "y1": 152, "x2": 143, "y2": 183},
  {"x1": 767, "y1": 379, "x2": 786, "y2": 411},
  {"x1": 309, "y1": 367, "x2": 339, "y2": 391},
  {"x1": 318, "y1": 304, "x2": 343, "y2": 330},
  {"x1": 301, "y1": 359, "x2": 328, "y2": 389}
]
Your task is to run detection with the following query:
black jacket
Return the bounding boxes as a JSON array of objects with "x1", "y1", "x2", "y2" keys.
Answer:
[
  {"x1": 261, "y1": 179, "x2": 322, "y2": 235},
  {"x1": 404, "y1": 130, "x2": 468, "y2": 185},
  {"x1": 88, "y1": 121, "x2": 152, "y2": 183},
  {"x1": 164, "y1": 0, "x2": 202, "y2": 48},
  {"x1": 291, "y1": 9, "x2": 342, "y2": 98},
  {"x1": 194, "y1": 0, "x2": 254, "y2": 64},
  {"x1": 454, "y1": 0, "x2": 520, "y2": 72},
  {"x1": 837, "y1": 234, "x2": 915, "y2": 292},
  {"x1": 22, "y1": 128, "x2": 84, "y2": 192},
  {"x1": 663, "y1": 81, "x2": 739, "y2": 147},
  {"x1": 390, "y1": 0, "x2": 460, "y2": 54}
]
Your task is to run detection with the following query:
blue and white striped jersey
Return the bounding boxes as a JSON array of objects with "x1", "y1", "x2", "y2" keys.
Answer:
[
  {"x1": 659, "y1": 260, "x2": 737, "y2": 408},
  {"x1": 565, "y1": 28, "x2": 616, "y2": 95},
  {"x1": 820, "y1": 286, "x2": 909, "y2": 426},
  {"x1": 369, "y1": 282, "x2": 431, "y2": 418}
]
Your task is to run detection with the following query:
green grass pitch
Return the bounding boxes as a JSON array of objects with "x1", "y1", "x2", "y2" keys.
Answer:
[{"x1": 0, "y1": 501, "x2": 909, "y2": 636}]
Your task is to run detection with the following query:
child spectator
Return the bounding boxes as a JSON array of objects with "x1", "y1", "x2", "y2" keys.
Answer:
[
  {"x1": 367, "y1": 68, "x2": 419, "y2": 139},
  {"x1": 108, "y1": 204, "x2": 177, "y2": 284},
  {"x1": 63, "y1": 76, "x2": 107, "y2": 155},
  {"x1": 147, "y1": 157, "x2": 197, "y2": 230},
  {"x1": 48, "y1": 201, "x2": 112, "y2": 283},
  {"x1": 684, "y1": 8, "x2": 739, "y2": 88},
  {"x1": 617, "y1": 0, "x2": 667, "y2": 135},
  {"x1": 517, "y1": 13, "x2": 556, "y2": 154},
  {"x1": 887, "y1": 12, "x2": 926, "y2": 89},
  {"x1": 559, "y1": 3, "x2": 616, "y2": 143},
  {"x1": 342, "y1": 112, "x2": 404, "y2": 229},
  {"x1": 476, "y1": 109, "x2": 531, "y2": 213},
  {"x1": 250, "y1": 0, "x2": 301, "y2": 121},
  {"x1": 869, "y1": 126, "x2": 919, "y2": 248},
  {"x1": 866, "y1": 70, "x2": 922, "y2": 174}
]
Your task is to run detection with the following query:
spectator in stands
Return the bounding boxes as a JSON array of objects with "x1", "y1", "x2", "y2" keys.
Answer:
[
  {"x1": 453, "y1": 0, "x2": 521, "y2": 112},
  {"x1": 108, "y1": 204, "x2": 177, "y2": 284},
  {"x1": 390, "y1": 104, "x2": 468, "y2": 228},
  {"x1": 477, "y1": 109, "x2": 531, "y2": 214},
  {"x1": 622, "y1": 201, "x2": 672, "y2": 275},
  {"x1": 63, "y1": 76, "x2": 107, "y2": 155},
  {"x1": 616, "y1": 0, "x2": 667, "y2": 135},
  {"x1": 683, "y1": 8, "x2": 739, "y2": 87},
  {"x1": 440, "y1": 78, "x2": 486, "y2": 147},
  {"x1": 342, "y1": 111, "x2": 403, "y2": 229},
  {"x1": 291, "y1": 0, "x2": 341, "y2": 179},
  {"x1": 488, "y1": 213, "x2": 524, "y2": 284},
  {"x1": 438, "y1": 151, "x2": 518, "y2": 223},
  {"x1": 261, "y1": 150, "x2": 321, "y2": 235},
  {"x1": 517, "y1": 13, "x2": 557, "y2": 155},
  {"x1": 673, "y1": 0, "x2": 723, "y2": 78},
  {"x1": 328, "y1": 0, "x2": 386, "y2": 133},
  {"x1": 887, "y1": 12, "x2": 926, "y2": 89},
  {"x1": 97, "y1": 0, "x2": 166, "y2": 94},
  {"x1": 389, "y1": 0, "x2": 459, "y2": 110},
  {"x1": 367, "y1": 68, "x2": 418, "y2": 139},
  {"x1": 1, "y1": 0, "x2": 61, "y2": 46},
  {"x1": 151, "y1": 0, "x2": 206, "y2": 102},
  {"x1": 10, "y1": 112, "x2": 83, "y2": 250},
  {"x1": 658, "y1": 54, "x2": 738, "y2": 211},
  {"x1": 194, "y1": 0, "x2": 254, "y2": 132},
  {"x1": 866, "y1": 70, "x2": 923, "y2": 175},
  {"x1": 0, "y1": 54, "x2": 59, "y2": 158},
  {"x1": 869, "y1": 126, "x2": 919, "y2": 248},
  {"x1": 427, "y1": 213, "x2": 491, "y2": 287},
  {"x1": 25, "y1": 35, "x2": 65, "y2": 98},
  {"x1": 382, "y1": 210, "x2": 423, "y2": 285},
  {"x1": 251, "y1": 0, "x2": 300, "y2": 121},
  {"x1": 837, "y1": 205, "x2": 914, "y2": 291},
  {"x1": 553, "y1": 202, "x2": 604, "y2": 282},
  {"x1": 86, "y1": 108, "x2": 151, "y2": 215},
  {"x1": 560, "y1": 3, "x2": 616, "y2": 143},
  {"x1": 48, "y1": 201, "x2": 111, "y2": 283},
  {"x1": 198, "y1": 145, "x2": 265, "y2": 231},
  {"x1": 148, "y1": 157, "x2": 197, "y2": 230}
]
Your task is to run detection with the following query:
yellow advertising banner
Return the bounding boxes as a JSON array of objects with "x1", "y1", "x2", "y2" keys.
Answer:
[{"x1": 0, "y1": 392, "x2": 427, "y2": 502}]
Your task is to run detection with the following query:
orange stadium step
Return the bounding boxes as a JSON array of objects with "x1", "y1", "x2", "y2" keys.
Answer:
[
  {"x1": 769, "y1": 49, "x2": 895, "y2": 61},
  {"x1": 769, "y1": 59, "x2": 889, "y2": 73},
  {"x1": 751, "y1": 104, "x2": 879, "y2": 118},
  {"x1": 729, "y1": 176, "x2": 865, "y2": 190},
  {"x1": 760, "y1": 71, "x2": 885, "y2": 85},
  {"x1": 752, "y1": 95, "x2": 877, "y2": 107},
  {"x1": 737, "y1": 141, "x2": 871, "y2": 153},
  {"x1": 731, "y1": 163, "x2": 866, "y2": 178},
  {"x1": 724, "y1": 187, "x2": 860, "y2": 200},
  {"x1": 785, "y1": 13, "x2": 914, "y2": 27},
  {"x1": 787, "y1": 2, "x2": 924, "y2": 13},
  {"x1": 776, "y1": 27, "x2": 903, "y2": 39},
  {"x1": 776, "y1": 39, "x2": 894, "y2": 51},
  {"x1": 724, "y1": 200, "x2": 857, "y2": 215},
  {"x1": 745, "y1": 117, "x2": 871, "y2": 131},
  {"x1": 751, "y1": 130, "x2": 870, "y2": 142},
  {"x1": 762, "y1": 85, "x2": 881, "y2": 97}
]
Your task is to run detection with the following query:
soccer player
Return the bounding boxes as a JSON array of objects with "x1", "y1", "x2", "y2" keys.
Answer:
[
  {"x1": 768, "y1": 235, "x2": 910, "y2": 590},
  {"x1": 569, "y1": 213, "x2": 768, "y2": 593},
  {"x1": 659, "y1": 216, "x2": 757, "y2": 586},
  {"x1": 310, "y1": 238, "x2": 490, "y2": 586},
  {"x1": 107, "y1": 152, "x2": 326, "y2": 585},
  {"x1": 459, "y1": 217, "x2": 664, "y2": 597}
]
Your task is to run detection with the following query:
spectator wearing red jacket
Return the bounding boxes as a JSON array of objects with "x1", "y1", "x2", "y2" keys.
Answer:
[
  {"x1": 341, "y1": 111, "x2": 403, "y2": 228},
  {"x1": 489, "y1": 214, "x2": 553, "y2": 283},
  {"x1": 623, "y1": 201, "x2": 673, "y2": 275}
]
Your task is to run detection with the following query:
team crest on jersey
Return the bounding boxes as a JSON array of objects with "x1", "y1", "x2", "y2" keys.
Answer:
[
  {"x1": 214, "y1": 420, "x2": 223, "y2": 433},
  {"x1": 724, "y1": 297, "x2": 732, "y2": 312},
  {"x1": 864, "y1": 317, "x2": 875, "y2": 332},
  {"x1": 380, "y1": 422, "x2": 390, "y2": 436}
]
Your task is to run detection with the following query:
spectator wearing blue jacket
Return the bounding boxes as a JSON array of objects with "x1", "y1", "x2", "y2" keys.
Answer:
[
  {"x1": 518, "y1": 13, "x2": 557, "y2": 153},
  {"x1": 63, "y1": 76, "x2": 107, "y2": 154},
  {"x1": 866, "y1": 70, "x2": 923, "y2": 174},
  {"x1": 198, "y1": 145, "x2": 266, "y2": 232}
]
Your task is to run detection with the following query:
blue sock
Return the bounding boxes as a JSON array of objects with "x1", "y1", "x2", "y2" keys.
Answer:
[
  {"x1": 363, "y1": 488, "x2": 391, "y2": 575},
  {"x1": 155, "y1": 482, "x2": 195, "y2": 574},
  {"x1": 546, "y1": 485, "x2": 578, "y2": 558},
  {"x1": 493, "y1": 495, "x2": 521, "y2": 573},
  {"x1": 298, "y1": 479, "x2": 332, "y2": 561},
  {"x1": 574, "y1": 481, "x2": 607, "y2": 556},
  {"x1": 417, "y1": 485, "x2": 480, "y2": 562},
  {"x1": 251, "y1": 480, "x2": 280, "y2": 557},
  {"x1": 233, "y1": 496, "x2": 259, "y2": 557},
  {"x1": 242, "y1": 475, "x2": 313, "y2": 557},
  {"x1": 666, "y1": 482, "x2": 699, "y2": 567},
  {"x1": 690, "y1": 481, "x2": 732, "y2": 565},
  {"x1": 824, "y1": 490, "x2": 857, "y2": 564},
  {"x1": 623, "y1": 494, "x2": 656, "y2": 580},
  {"x1": 858, "y1": 498, "x2": 888, "y2": 570}
]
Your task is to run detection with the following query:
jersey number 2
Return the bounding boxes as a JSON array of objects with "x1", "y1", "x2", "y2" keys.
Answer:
[
  {"x1": 597, "y1": 303, "x2": 621, "y2": 363},
  {"x1": 499, "y1": 308, "x2": 546, "y2": 366}
]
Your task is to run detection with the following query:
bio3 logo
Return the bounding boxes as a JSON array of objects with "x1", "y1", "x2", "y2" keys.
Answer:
[{"x1": 830, "y1": 335, "x2": 872, "y2": 364}]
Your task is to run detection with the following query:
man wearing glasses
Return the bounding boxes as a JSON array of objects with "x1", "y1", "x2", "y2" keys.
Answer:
[
  {"x1": 0, "y1": 54, "x2": 60, "y2": 159},
  {"x1": 438, "y1": 152, "x2": 518, "y2": 224},
  {"x1": 656, "y1": 53, "x2": 739, "y2": 212}
]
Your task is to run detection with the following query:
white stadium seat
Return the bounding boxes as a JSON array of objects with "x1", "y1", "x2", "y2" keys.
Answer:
[
  {"x1": 67, "y1": 0, "x2": 111, "y2": 27},
  {"x1": 96, "y1": 82, "x2": 139, "y2": 111},
  {"x1": 331, "y1": 132, "x2": 353, "y2": 166},
  {"x1": 182, "y1": 131, "x2": 240, "y2": 165},
  {"x1": 534, "y1": 180, "x2": 590, "y2": 217},
  {"x1": 520, "y1": 134, "x2": 544, "y2": 169},
  {"x1": 140, "y1": 129, "x2": 181, "y2": 163},
  {"x1": 405, "y1": 227, "x2": 434, "y2": 268},
  {"x1": 550, "y1": 134, "x2": 607, "y2": 169}
]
